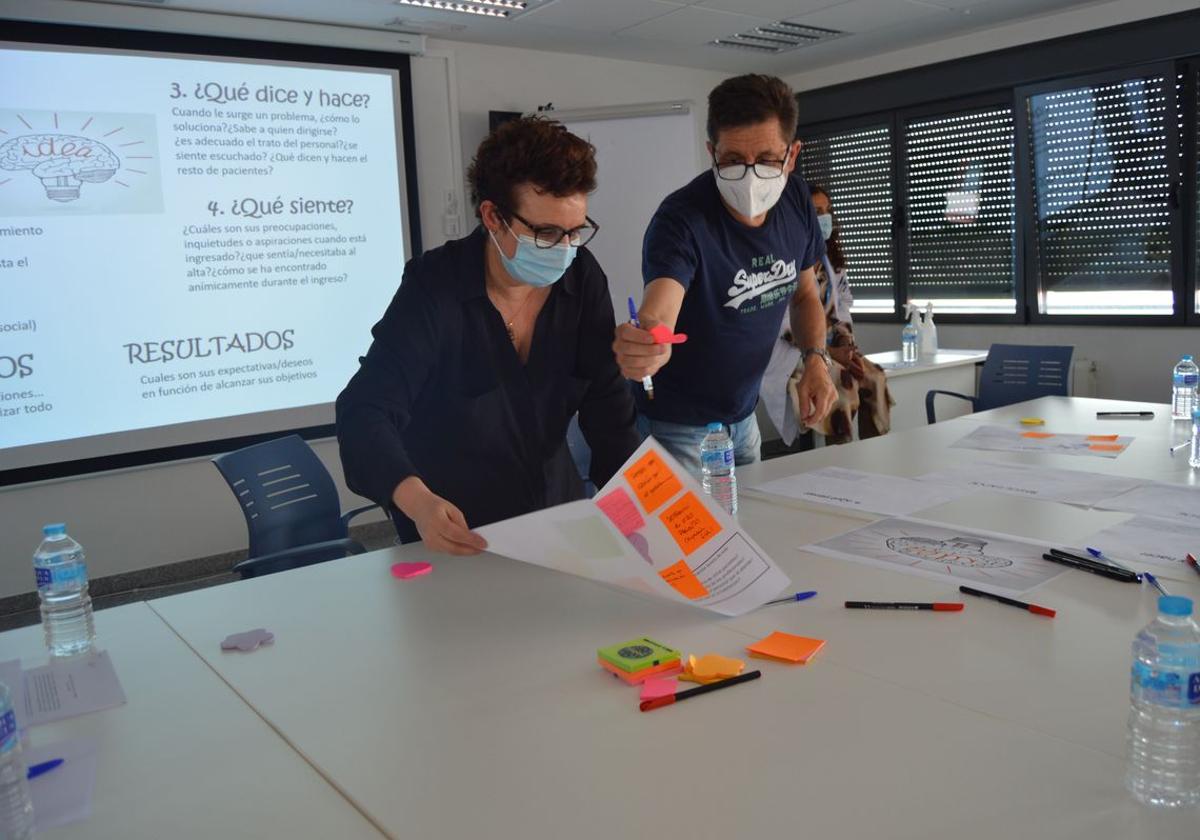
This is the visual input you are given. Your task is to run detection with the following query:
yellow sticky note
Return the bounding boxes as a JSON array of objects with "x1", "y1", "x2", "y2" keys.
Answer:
[
  {"x1": 1019, "y1": 417, "x2": 1045, "y2": 426},
  {"x1": 623, "y1": 450, "x2": 682, "y2": 514},
  {"x1": 660, "y1": 492, "x2": 722, "y2": 556},
  {"x1": 746, "y1": 631, "x2": 826, "y2": 664},
  {"x1": 659, "y1": 559, "x2": 709, "y2": 600}
]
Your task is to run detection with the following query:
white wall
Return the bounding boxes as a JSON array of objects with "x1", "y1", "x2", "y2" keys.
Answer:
[
  {"x1": 0, "y1": 18, "x2": 728, "y2": 599},
  {"x1": 784, "y1": 0, "x2": 1200, "y2": 407}
]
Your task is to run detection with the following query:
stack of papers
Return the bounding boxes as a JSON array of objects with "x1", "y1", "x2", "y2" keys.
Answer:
[
  {"x1": 917, "y1": 462, "x2": 1145, "y2": 507},
  {"x1": 951, "y1": 425, "x2": 1133, "y2": 459}
]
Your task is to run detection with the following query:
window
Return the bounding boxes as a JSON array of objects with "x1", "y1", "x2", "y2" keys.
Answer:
[
  {"x1": 799, "y1": 123, "x2": 896, "y2": 314},
  {"x1": 1023, "y1": 71, "x2": 1175, "y2": 316},
  {"x1": 903, "y1": 104, "x2": 1017, "y2": 314},
  {"x1": 1195, "y1": 66, "x2": 1200, "y2": 314}
]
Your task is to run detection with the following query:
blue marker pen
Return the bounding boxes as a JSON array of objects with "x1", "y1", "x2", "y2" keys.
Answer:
[
  {"x1": 1086, "y1": 547, "x2": 1134, "y2": 572},
  {"x1": 1143, "y1": 572, "x2": 1170, "y2": 597},
  {"x1": 627, "y1": 297, "x2": 654, "y2": 401},
  {"x1": 27, "y1": 758, "x2": 64, "y2": 780}
]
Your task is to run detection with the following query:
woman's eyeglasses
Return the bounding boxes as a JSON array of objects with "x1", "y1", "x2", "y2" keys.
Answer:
[{"x1": 506, "y1": 209, "x2": 599, "y2": 249}]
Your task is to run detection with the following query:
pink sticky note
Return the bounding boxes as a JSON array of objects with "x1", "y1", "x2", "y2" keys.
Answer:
[
  {"x1": 639, "y1": 677, "x2": 677, "y2": 701},
  {"x1": 596, "y1": 488, "x2": 646, "y2": 537},
  {"x1": 649, "y1": 324, "x2": 688, "y2": 345},
  {"x1": 391, "y1": 562, "x2": 433, "y2": 579}
]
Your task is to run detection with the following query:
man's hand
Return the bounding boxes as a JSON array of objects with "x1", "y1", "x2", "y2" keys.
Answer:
[
  {"x1": 796, "y1": 358, "x2": 838, "y2": 426},
  {"x1": 613, "y1": 318, "x2": 670, "y2": 381},
  {"x1": 393, "y1": 477, "x2": 487, "y2": 556}
]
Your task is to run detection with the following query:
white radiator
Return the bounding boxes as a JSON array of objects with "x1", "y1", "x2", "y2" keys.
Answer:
[{"x1": 1072, "y1": 358, "x2": 1098, "y2": 397}]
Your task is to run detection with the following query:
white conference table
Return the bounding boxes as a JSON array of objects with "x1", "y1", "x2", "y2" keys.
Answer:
[
  {"x1": 0, "y1": 602, "x2": 383, "y2": 839},
  {"x1": 146, "y1": 396, "x2": 1199, "y2": 839}
]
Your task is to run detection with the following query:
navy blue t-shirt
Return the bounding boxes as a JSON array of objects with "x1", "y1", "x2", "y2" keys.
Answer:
[{"x1": 639, "y1": 171, "x2": 825, "y2": 426}]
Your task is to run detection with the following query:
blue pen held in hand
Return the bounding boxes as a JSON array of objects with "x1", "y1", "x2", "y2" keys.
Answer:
[{"x1": 627, "y1": 297, "x2": 655, "y2": 401}]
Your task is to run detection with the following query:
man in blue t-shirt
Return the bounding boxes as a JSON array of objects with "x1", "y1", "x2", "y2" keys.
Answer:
[{"x1": 614, "y1": 74, "x2": 837, "y2": 471}]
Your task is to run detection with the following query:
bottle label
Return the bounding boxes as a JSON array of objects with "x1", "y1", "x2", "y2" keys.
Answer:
[
  {"x1": 0, "y1": 709, "x2": 15, "y2": 742},
  {"x1": 1175, "y1": 373, "x2": 1198, "y2": 386},
  {"x1": 1133, "y1": 662, "x2": 1200, "y2": 707},
  {"x1": 701, "y1": 449, "x2": 733, "y2": 470},
  {"x1": 34, "y1": 564, "x2": 86, "y2": 590}
]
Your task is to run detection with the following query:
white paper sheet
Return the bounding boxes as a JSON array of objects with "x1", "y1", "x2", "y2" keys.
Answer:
[
  {"x1": 804, "y1": 517, "x2": 1067, "y2": 596},
  {"x1": 950, "y1": 425, "x2": 1133, "y2": 459},
  {"x1": 22, "y1": 651, "x2": 126, "y2": 726},
  {"x1": 24, "y1": 738, "x2": 99, "y2": 831},
  {"x1": 752, "y1": 467, "x2": 964, "y2": 517},
  {"x1": 917, "y1": 462, "x2": 1145, "y2": 507},
  {"x1": 1083, "y1": 515, "x2": 1200, "y2": 577},
  {"x1": 477, "y1": 438, "x2": 791, "y2": 616},
  {"x1": 1093, "y1": 482, "x2": 1200, "y2": 527}
]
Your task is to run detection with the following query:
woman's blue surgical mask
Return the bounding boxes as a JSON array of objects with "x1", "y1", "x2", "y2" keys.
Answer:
[
  {"x1": 817, "y1": 213, "x2": 834, "y2": 241},
  {"x1": 489, "y1": 220, "x2": 577, "y2": 288}
]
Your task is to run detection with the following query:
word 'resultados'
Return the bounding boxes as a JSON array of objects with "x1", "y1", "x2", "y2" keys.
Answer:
[{"x1": 123, "y1": 331, "x2": 295, "y2": 364}]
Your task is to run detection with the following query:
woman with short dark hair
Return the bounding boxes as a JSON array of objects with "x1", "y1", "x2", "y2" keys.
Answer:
[{"x1": 336, "y1": 117, "x2": 639, "y2": 554}]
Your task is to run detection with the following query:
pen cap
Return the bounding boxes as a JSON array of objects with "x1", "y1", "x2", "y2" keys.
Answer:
[{"x1": 1158, "y1": 596, "x2": 1193, "y2": 617}]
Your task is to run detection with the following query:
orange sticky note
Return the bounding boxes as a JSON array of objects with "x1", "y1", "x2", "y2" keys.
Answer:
[
  {"x1": 596, "y1": 488, "x2": 645, "y2": 536},
  {"x1": 1089, "y1": 444, "x2": 1125, "y2": 452},
  {"x1": 1022, "y1": 431, "x2": 1056, "y2": 439},
  {"x1": 1087, "y1": 434, "x2": 1120, "y2": 442},
  {"x1": 660, "y1": 492, "x2": 722, "y2": 556},
  {"x1": 659, "y1": 559, "x2": 709, "y2": 600},
  {"x1": 746, "y1": 631, "x2": 826, "y2": 664},
  {"x1": 623, "y1": 450, "x2": 683, "y2": 514}
]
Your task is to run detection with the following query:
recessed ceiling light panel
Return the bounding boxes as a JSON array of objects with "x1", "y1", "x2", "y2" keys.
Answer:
[{"x1": 709, "y1": 19, "x2": 845, "y2": 54}]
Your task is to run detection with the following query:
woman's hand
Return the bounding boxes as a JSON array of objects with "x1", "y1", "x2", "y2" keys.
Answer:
[{"x1": 393, "y1": 477, "x2": 488, "y2": 556}]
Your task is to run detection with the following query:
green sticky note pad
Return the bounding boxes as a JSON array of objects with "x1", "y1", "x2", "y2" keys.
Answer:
[{"x1": 597, "y1": 637, "x2": 681, "y2": 673}]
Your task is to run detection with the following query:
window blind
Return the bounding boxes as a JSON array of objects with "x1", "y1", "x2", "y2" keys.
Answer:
[
  {"x1": 903, "y1": 105, "x2": 1017, "y2": 313},
  {"x1": 799, "y1": 124, "x2": 895, "y2": 313},
  {"x1": 1026, "y1": 74, "x2": 1173, "y2": 315}
]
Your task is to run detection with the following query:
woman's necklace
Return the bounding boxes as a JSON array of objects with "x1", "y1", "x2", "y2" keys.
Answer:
[{"x1": 492, "y1": 286, "x2": 538, "y2": 344}]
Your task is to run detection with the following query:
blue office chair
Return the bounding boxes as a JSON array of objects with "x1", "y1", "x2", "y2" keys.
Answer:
[
  {"x1": 925, "y1": 343, "x2": 1074, "y2": 424},
  {"x1": 212, "y1": 434, "x2": 378, "y2": 578}
]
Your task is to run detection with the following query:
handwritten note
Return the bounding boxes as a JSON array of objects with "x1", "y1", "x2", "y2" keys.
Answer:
[
  {"x1": 660, "y1": 492, "x2": 721, "y2": 555},
  {"x1": 596, "y1": 488, "x2": 645, "y2": 536},
  {"x1": 624, "y1": 450, "x2": 683, "y2": 514},
  {"x1": 659, "y1": 559, "x2": 710, "y2": 599}
]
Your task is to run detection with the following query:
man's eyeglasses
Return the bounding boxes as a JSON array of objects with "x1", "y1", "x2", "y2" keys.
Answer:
[
  {"x1": 505, "y1": 209, "x2": 600, "y2": 249},
  {"x1": 713, "y1": 149, "x2": 792, "y2": 181}
]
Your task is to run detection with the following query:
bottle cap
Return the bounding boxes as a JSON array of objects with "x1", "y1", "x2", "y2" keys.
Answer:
[
  {"x1": 1184, "y1": 355, "x2": 1194, "y2": 361},
  {"x1": 706, "y1": 422, "x2": 724, "y2": 433},
  {"x1": 42, "y1": 523, "x2": 66, "y2": 537},
  {"x1": 1158, "y1": 595, "x2": 1193, "y2": 617}
]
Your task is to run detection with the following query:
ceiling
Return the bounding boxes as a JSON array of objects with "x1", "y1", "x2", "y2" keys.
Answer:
[{"x1": 89, "y1": 0, "x2": 1122, "y2": 74}]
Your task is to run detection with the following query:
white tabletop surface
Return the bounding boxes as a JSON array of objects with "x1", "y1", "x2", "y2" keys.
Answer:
[
  {"x1": 866, "y1": 347, "x2": 989, "y2": 376},
  {"x1": 148, "y1": 397, "x2": 1200, "y2": 840},
  {"x1": 0, "y1": 602, "x2": 383, "y2": 839}
]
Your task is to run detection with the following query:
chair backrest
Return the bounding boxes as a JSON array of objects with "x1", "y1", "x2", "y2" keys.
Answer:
[
  {"x1": 976, "y1": 344, "x2": 1075, "y2": 412},
  {"x1": 212, "y1": 434, "x2": 347, "y2": 559}
]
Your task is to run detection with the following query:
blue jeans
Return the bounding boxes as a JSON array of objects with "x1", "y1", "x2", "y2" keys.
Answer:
[{"x1": 636, "y1": 413, "x2": 761, "y2": 478}]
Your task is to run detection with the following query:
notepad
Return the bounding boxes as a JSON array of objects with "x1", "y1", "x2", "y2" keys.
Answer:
[{"x1": 746, "y1": 631, "x2": 826, "y2": 664}]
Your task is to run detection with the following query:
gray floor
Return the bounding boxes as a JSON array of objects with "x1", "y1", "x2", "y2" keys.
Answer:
[{"x1": 0, "y1": 520, "x2": 398, "y2": 634}]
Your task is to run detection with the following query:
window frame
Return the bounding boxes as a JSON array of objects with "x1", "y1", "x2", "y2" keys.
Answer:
[
  {"x1": 1183, "y1": 59, "x2": 1200, "y2": 324},
  {"x1": 895, "y1": 92, "x2": 1024, "y2": 325},
  {"x1": 1015, "y1": 61, "x2": 1186, "y2": 327},
  {"x1": 795, "y1": 110, "x2": 901, "y2": 322}
]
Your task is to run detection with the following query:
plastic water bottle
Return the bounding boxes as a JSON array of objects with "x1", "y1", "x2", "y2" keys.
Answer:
[
  {"x1": 1171, "y1": 355, "x2": 1198, "y2": 419},
  {"x1": 700, "y1": 422, "x2": 737, "y2": 516},
  {"x1": 901, "y1": 304, "x2": 919, "y2": 365},
  {"x1": 1190, "y1": 409, "x2": 1200, "y2": 470},
  {"x1": 1125, "y1": 595, "x2": 1200, "y2": 808},
  {"x1": 0, "y1": 682, "x2": 34, "y2": 840},
  {"x1": 33, "y1": 524, "x2": 95, "y2": 658}
]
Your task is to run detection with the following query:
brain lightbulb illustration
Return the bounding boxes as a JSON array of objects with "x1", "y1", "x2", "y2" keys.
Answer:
[
  {"x1": 0, "y1": 134, "x2": 119, "y2": 201},
  {"x1": 885, "y1": 535, "x2": 1014, "y2": 569}
]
